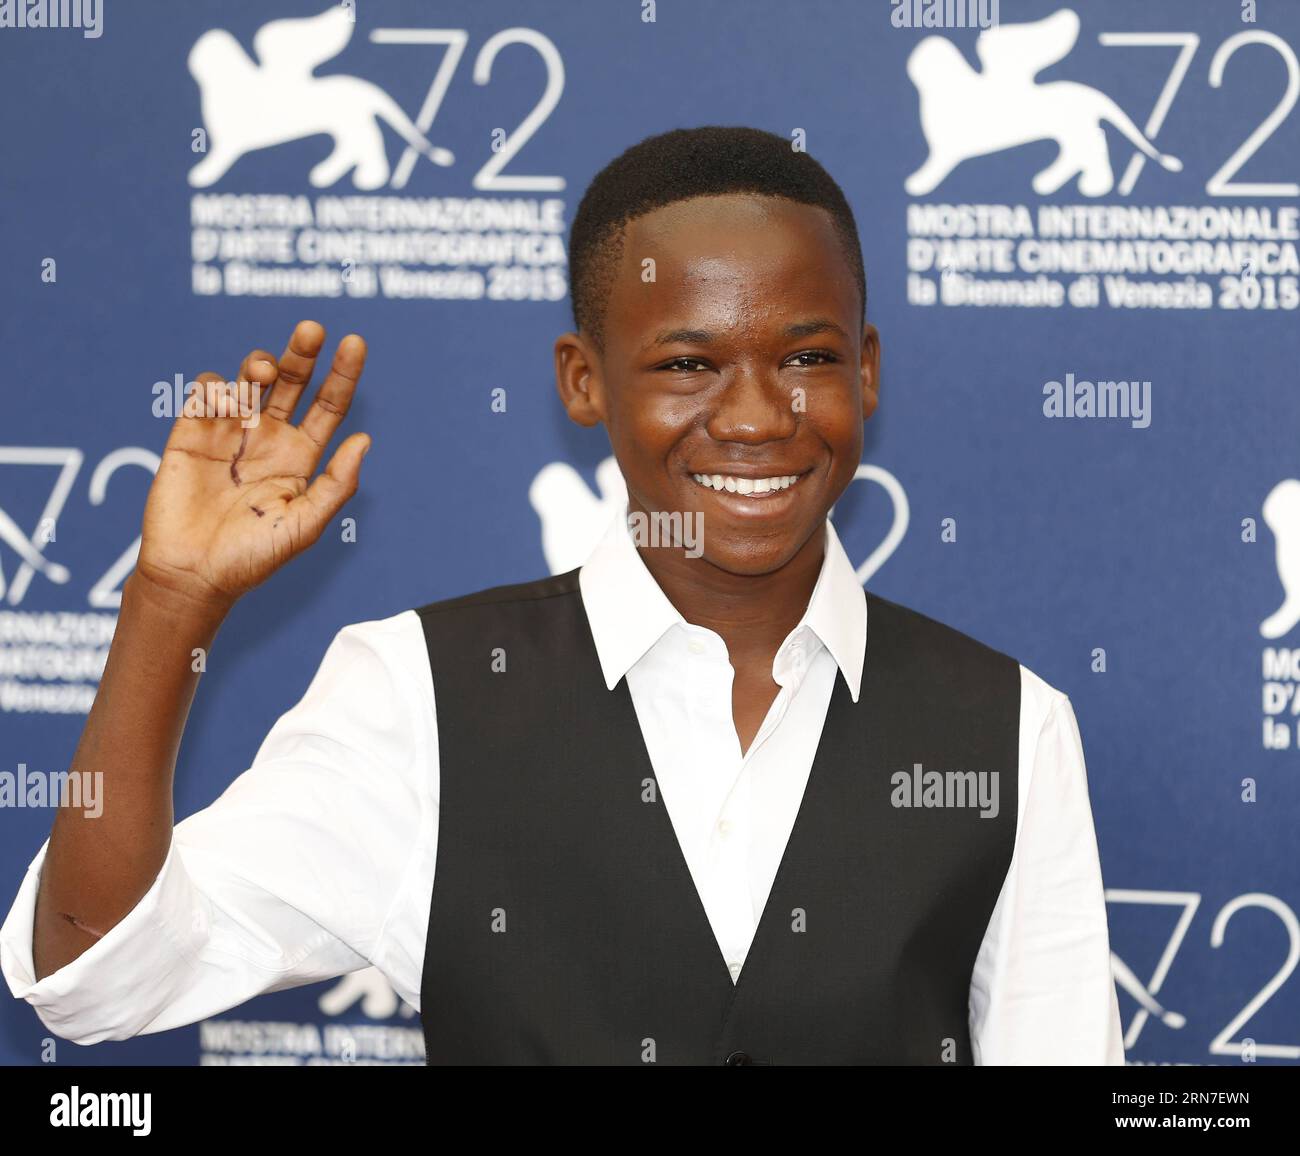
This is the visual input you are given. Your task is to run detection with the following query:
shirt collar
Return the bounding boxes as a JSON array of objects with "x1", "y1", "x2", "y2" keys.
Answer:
[{"x1": 578, "y1": 502, "x2": 866, "y2": 701}]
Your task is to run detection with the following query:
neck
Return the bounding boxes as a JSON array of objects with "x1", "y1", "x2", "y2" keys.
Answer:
[{"x1": 634, "y1": 518, "x2": 828, "y2": 667}]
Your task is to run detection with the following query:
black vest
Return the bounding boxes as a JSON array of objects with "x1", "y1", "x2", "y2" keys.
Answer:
[{"x1": 417, "y1": 570, "x2": 1019, "y2": 1065}]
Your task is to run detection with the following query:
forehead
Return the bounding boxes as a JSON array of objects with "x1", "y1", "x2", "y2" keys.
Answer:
[{"x1": 606, "y1": 194, "x2": 858, "y2": 340}]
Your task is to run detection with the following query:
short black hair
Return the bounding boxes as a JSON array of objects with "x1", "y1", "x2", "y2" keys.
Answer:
[{"x1": 568, "y1": 125, "x2": 867, "y2": 349}]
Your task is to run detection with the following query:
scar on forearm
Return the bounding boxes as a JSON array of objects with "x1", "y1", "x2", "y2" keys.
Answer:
[
  {"x1": 230, "y1": 427, "x2": 250, "y2": 485},
  {"x1": 59, "y1": 912, "x2": 107, "y2": 940}
]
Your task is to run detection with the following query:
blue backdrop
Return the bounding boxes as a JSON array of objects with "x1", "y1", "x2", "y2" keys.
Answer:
[{"x1": 2, "y1": 0, "x2": 1298, "y2": 1065}]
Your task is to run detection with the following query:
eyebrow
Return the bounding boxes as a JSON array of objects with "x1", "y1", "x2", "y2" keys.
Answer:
[{"x1": 648, "y1": 318, "x2": 849, "y2": 347}]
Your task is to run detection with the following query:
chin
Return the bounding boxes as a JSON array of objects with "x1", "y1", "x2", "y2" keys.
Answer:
[{"x1": 697, "y1": 539, "x2": 803, "y2": 578}]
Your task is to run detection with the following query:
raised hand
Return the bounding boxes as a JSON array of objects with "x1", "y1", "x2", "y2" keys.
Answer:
[{"x1": 137, "y1": 320, "x2": 371, "y2": 611}]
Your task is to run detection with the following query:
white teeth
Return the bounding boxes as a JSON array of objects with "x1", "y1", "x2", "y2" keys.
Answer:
[{"x1": 690, "y1": 473, "x2": 802, "y2": 494}]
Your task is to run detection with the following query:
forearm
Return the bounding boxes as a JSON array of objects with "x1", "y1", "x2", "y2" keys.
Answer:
[
  {"x1": 31, "y1": 572, "x2": 229, "y2": 979},
  {"x1": 24, "y1": 320, "x2": 366, "y2": 983}
]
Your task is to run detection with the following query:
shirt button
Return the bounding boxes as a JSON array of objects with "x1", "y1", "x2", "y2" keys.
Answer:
[
  {"x1": 717, "y1": 819, "x2": 733, "y2": 839},
  {"x1": 728, "y1": 961, "x2": 742, "y2": 978},
  {"x1": 687, "y1": 639, "x2": 706, "y2": 655}
]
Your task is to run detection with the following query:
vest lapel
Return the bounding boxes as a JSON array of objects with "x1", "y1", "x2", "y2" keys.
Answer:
[{"x1": 580, "y1": 628, "x2": 744, "y2": 996}]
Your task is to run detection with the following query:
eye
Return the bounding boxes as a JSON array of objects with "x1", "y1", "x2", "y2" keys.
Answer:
[
  {"x1": 784, "y1": 349, "x2": 839, "y2": 367},
  {"x1": 657, "y1": 357, "x2": 711, "y2": 373}
]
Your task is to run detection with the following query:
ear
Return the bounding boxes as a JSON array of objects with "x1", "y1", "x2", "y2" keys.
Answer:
[
  {"x1": 554, "y1": 331, "x2": 606, "y2": 428},
  {"x1": 860, "y1": 323, "x2": 881, "y2": 421}
]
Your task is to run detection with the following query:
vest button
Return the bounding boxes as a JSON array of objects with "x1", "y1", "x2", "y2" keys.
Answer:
[{"x1": 723, "y1": 1051, "x2": 751, "y2": 1066}]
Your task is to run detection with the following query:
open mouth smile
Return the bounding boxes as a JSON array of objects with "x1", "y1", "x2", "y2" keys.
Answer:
[{"x1": 689, "y1": 471, "x2": 807, "y2": 496}]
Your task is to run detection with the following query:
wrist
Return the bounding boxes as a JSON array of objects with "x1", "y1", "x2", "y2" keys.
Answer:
[{"x1": 122, "y1": 570, "x2": 234, "y2": 636}]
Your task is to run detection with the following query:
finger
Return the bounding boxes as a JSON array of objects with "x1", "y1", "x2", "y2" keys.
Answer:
[
  {"x1": 265, "y1": 320, "x2": 327, "y2": 422},
  {"x1": 234, "y1": 354, "x2": 277, "y2": 425},
  {"x1": 299, "y1": 431, "x2": 371, "y2": 540},
  {"x1": 299, "y1": 334, "x2": 366, "y2": 449},
  {"x1": 236, "y1": 349, "x2": 277, "y2": 384},
  {"x1": 178, "y1": 372, "x2": 229, "y2": 421}
]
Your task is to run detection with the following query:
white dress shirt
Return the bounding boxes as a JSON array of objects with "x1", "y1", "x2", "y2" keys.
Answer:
[{"x1": 0, "y1": 508, "x2": 1125, "y2": 1063}]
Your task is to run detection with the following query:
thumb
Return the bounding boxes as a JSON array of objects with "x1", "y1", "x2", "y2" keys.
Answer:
[{"x1": 302, "y1": 432, "x2": 371, "y2": 534}]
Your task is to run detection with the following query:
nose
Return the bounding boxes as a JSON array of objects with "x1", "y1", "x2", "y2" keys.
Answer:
[{"x1": 705, "y1": 365, "x2": 797, "y2": 445}]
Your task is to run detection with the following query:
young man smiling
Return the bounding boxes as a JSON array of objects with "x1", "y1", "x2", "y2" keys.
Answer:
[{"x1": 1, "y1": 127, "x2": 1123, "y2": 1065}]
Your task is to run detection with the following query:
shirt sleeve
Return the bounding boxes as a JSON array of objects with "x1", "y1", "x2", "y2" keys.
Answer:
[
  {"x1": 968, "y1": 666, "x2": 1125, "y2": 1065},
  {"x1": 0, "y1": 609, "x2": 439, "y2": 1046}
]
